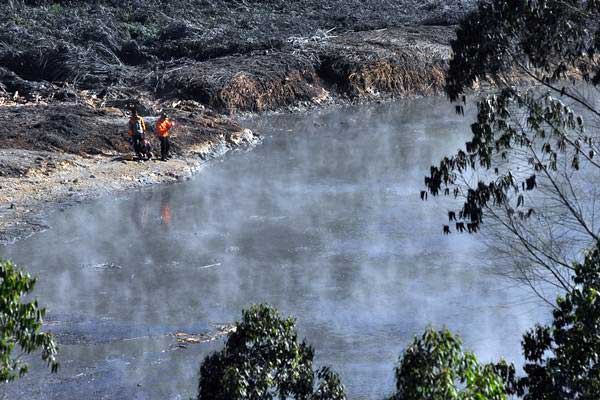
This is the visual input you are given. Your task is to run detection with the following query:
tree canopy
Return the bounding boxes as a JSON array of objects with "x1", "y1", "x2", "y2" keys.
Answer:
[
  {"x1": 392, "y1": 328, "x2": 510, "y2": 400},
  {"x1": 197, "y1": 304, "x2": 346, "y2": 400},
  {"x1": 424, "y1": 0, "x2": 600, "y2": 294},
  {"x1": 0, "y1": 259, "x2": 58, "y2": 383},
  {"x1": 518, "y1": 241, "x2": 600, "y2": 399},
  {"x1": 194, "y1": 240, "x2": 600, "y2": 400},
  {"x1": 390, "y1": 241, "x2": 600, "y2": 400}
]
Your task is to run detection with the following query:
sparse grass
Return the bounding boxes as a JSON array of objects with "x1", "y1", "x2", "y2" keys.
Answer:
[
  {"x1": 126, "y1": 22, "x2": 160, "y2": 42},
  {"x1": 48, "y1": 3, "x2": 64, "y2": 16},
  {"x1": 9, "y1": 13, "x2": 28, "y2": 27}
]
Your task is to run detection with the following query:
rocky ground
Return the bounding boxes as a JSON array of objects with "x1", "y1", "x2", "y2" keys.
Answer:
[{"x1": 0, "y1": 0, "x2": 473, "y2": 243}]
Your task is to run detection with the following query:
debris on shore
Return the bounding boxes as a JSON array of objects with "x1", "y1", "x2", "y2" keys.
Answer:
[{"x1": 172, "y1": 324, "x2": 237, "y2": 349}]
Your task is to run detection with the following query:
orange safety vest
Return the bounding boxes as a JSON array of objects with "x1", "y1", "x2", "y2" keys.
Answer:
[
  {"x1": 128, "y1": 116, "x2": 146, "y2": 137},
  {"x1": 155, "y1": 118, "x2": 174, "y2": 138}
]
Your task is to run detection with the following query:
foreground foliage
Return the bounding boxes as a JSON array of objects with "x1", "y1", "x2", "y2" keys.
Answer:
[
  {"x1": 197, "y1": 240, "x2": 600, "y2": 399},
  {"x1": 518, "y1": 241, "x2": 600, "y2": 399},
  {"x1": 390, "y1": 241, "x2": 600, "y2": 400},
  {"x1": 0, "y1": 259, "x2": 58, "y2": 382},
  {"x1": 392, "y1": 328, "x2": 509, "y2": 400},
  {"x1": 197, "y1": 304, "x2": 346, "y2": 400}
]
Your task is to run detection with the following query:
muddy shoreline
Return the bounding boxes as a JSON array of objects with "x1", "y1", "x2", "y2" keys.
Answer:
[
  {"x1": 0, "y1": 128, "x2": 259, "y2": 244},
  {"x1": 0, "y1": 0, "x2": 466, "y2": 244}
]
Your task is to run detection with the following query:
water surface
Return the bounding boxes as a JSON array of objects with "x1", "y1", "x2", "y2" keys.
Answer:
[{"x1": 1, "y1": 98, "x2": 548, "y2": 399}]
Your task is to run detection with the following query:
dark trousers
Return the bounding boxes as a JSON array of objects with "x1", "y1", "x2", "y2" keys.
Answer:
[
  {"x1": 160, "y1": 136, "x2": 170, "y2": 160},
  {"x1": 133, "y1": 134, "x2": 144, "y2": 156}
]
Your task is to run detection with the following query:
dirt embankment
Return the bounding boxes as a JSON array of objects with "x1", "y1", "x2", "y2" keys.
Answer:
[{"x1": 0, "y1": 0, "x2": 471, "y2": 242}]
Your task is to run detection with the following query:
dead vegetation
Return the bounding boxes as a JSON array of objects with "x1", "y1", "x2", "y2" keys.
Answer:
[
  {"x1": 149, "y1": 26, "x2": 454, "y2": 112},
  {"x1": 0, "y1": 1, "x2": 465, "y2": 113},
  {"x1": 153, "y1": 52, "x2": 325, "y2": 112},
  {"x1": 315, "y1": 27, "x2": 451, "y2": 97}
]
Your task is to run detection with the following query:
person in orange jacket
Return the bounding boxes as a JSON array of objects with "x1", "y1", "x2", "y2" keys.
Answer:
[{"x1": 155, "y1": 112, "x2": 174, "y2": 161}]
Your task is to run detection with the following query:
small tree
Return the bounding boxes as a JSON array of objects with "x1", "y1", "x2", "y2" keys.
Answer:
[
  {"x1": 311, "y1": 367, "x2": 346, "y2": 400},
  {"x1": 1, "y1": 259, "x2": 58, "y2": 382},
  {"x1": 519, "y1": 241, "x2": 600, "y2": 399},
  {"x1": 197, "y1": 304, "x2": 346, "y2": 400},
  {"x1": 392, "y1": 328, "x2": 509, "y2": 400}
]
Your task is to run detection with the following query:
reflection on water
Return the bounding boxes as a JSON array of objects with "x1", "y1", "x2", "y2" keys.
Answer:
[
  {"x1": 1, "y1": 98, "x2": 550, "y2": 399},
  {"x1": 161, "y1": 204, "x2": 172, "y2": 226}
]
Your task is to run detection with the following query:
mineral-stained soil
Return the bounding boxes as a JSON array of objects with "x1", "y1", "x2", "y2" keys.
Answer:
[{"x1": 0, "y1": 0, "x2": 473, "y2": 242}]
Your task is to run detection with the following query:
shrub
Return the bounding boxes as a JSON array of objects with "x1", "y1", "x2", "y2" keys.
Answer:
[
  {"x1": 47, "y1": 3, "x2": 63, "y2": 15},
  {"x1": 197, "y1": 304, "x2": 345, "y2": 400},
  {"x1": 392, "y1": 328, "x2": 509, "y2": 400},
  {"x1": 518, "y1": 241, "x2": 600, "y2": 399},
  {"x1": 0, "y1": 259, "x2": 58, "y2": 383}
]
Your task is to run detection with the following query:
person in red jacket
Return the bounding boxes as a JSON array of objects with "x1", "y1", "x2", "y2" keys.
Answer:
[{"x1": 155, "y1": 112, "x2": 174, "y2": 161}]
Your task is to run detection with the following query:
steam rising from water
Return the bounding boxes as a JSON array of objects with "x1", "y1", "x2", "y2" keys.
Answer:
[{"x1": 1, "y1": 98, "x2": 549, "y2": 399}]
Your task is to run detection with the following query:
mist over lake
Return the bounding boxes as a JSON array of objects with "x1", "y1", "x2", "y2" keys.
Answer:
[{"x1": 1, "y1": 98, "x2": 549, "y2": 399}]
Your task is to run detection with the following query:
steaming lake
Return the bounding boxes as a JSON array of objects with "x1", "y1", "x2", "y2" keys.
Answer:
[{"x1": 1, "y1": 98, "x2": 549, "y2": 399}]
